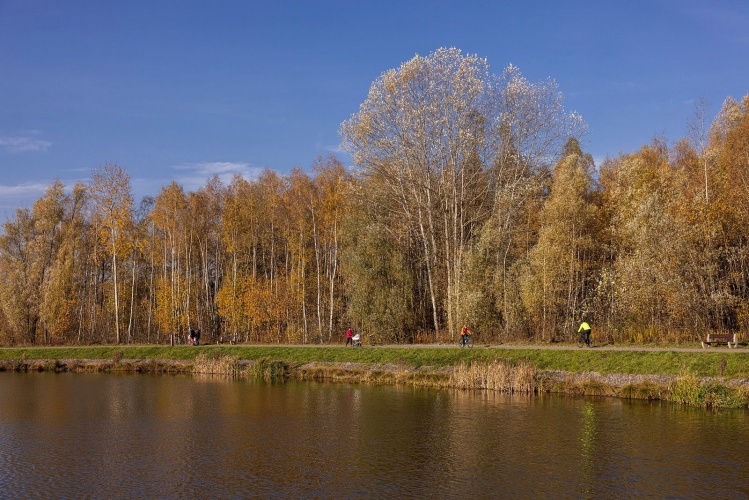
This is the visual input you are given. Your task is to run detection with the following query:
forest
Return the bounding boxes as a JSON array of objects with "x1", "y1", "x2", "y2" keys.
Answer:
[{"x1": 1, "y1": 48, "x2": 748, "y2": 346}]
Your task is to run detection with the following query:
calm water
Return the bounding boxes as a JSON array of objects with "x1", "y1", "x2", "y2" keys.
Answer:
[{"x1": 1, "y1": 373, "x2": 748, "y2": 499}]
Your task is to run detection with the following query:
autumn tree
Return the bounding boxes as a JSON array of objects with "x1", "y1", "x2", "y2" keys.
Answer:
[
  {"x1": 281, "y1": 157, "x2": 350, "y2": 343},
  {"x1": 151, "y1": 182, "x2": 189, "y2": 339},
  {"x1": 707, "y1": 95, "x2": 749, "y2": 330},
  {"x1": 135, "y1": 195, "x2": 157, "y2": 342},
  {"x1": 188, "y1": 176, "x2": 225, "y2": 340},
  {"x1": 341, "y1": 48, "x2": 494, "y2": 335},
  {"x1": 519, "y1": 138, "x2": 599, "y2": 340},
  {"x1": 342, "y1": 48, "x2": 585, "y2": 339},
  {"x1": 340, "y1": 184, "x2": 416, "y2": 344},
  {"x1": 474, "y1": 65, "x2": 588, "y2": 339},
  {"x1": 217, "y1": 170, "x2": 287, "y2": 342},
  {"x1": 25, "y1": 181, "x2": 67, "y2": 344},
  {"x1": 39, "y1": 182, "x2": 87, "y2": 342},
  {"x1": 89, "y1": 164, "x2": 135, "y2": 344},
  {"x1": 598, "y1": 140, "x2": 708, "y2": 338},
  {"x1": 0, "y1": 208, "x2": 40, "y2": 344},
  {"x1": 312, "y1": 156, "x2": 349, "y2": 341},
  {"x1": 0, "y1": 181, "x2": 88, "y2": 344}
]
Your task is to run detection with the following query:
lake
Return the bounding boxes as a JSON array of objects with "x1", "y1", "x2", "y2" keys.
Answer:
[{"x1": 1, "y1": 372, "x2": 748, "y2": 498}]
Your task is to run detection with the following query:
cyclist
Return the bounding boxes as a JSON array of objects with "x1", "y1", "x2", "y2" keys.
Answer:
[
  {"x1": 460, "y1": 324, "x2": 472, "y2": 346},
  {"x1": 578, "y1": 320, "x2": 591, "y2": 347}
]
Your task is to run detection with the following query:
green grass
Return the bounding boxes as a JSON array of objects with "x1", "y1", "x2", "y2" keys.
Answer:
[
  {"x1": 502, "y1": 349, "x2": 748, "y2": 377},
  {"x1": 1, "y1": 344, "x2": 748, "y2": 378}
]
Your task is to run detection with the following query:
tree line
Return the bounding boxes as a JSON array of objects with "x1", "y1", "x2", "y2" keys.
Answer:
[{"x1": 2, "y1": 48, "x2": 748, "y2": 345}]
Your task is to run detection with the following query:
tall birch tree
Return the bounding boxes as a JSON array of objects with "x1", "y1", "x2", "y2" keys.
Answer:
[
  {"x1": 89, "y1": 164, "x2": 134, "y2": 344},
  {"x1": 341, "y1": 47, "x2": 585, "y2": 337}
]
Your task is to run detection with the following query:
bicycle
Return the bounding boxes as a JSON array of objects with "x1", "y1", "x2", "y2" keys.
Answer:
[
  {"x1": 577, "y1": 330, "x2": 592, "y2": 348},
  {"x1": 458, "y1": 333, "x2": 474, "y2": 348}
]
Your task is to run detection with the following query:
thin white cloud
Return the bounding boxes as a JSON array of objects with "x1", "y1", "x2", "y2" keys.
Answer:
[
  {"x1": 0, "y1": 136, "x2": 52, "y2": 153},
  {"x1": 317, "y1": 142, "x2": 344, "y2": 154},
  {"x1": 0, "y1": 182, "x2": 50, "y2": 214},
  {"x1": 175, "y1": 161, "x2": 261, "y2": 176},
  {"x1": 0, "y1": 182, "x2": 49, "y2": 197},
  {"x1": 170, "y1": 161, "x2": 266, "y2": 191}
]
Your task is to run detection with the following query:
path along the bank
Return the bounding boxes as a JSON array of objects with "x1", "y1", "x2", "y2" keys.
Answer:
[{"x1": 324, "y1": 343, "x2": 745, "y2": 353}]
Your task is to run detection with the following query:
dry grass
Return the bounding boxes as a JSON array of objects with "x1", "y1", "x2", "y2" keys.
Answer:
[
  {"x1": 548, "y1": 374, "x2": 616, "y2": 397},
  {"x1": 0, "y1": 357, "x2": 191, "y2": 374},
  {"x1": 450, "y1": 358, "x2": 539, "y2": 393},
  {"x1": 292, "y1": 362, "x2": 441, "y2": 386},
  {"x1": 193, "y1": 353, "x2": 240, "y2": 376},
  {"x1": 244, "y1": 357, "x2": 291, "y2": 382},
  {"x1": 619, "y1": 382, "x2": 663, "y2": 400},
  {"x1": 577, "y1": 378, "x2": 616, "y2": 397}
]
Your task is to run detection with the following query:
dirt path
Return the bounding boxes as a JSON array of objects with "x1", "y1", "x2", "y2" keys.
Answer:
[{"x1": 332, "y1": 342, "x2": 744, "y2": 353}]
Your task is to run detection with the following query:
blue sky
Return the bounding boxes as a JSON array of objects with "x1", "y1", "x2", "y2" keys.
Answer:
[{"x1": 1, "y1": 0, "x2": 748, "y2": 215}]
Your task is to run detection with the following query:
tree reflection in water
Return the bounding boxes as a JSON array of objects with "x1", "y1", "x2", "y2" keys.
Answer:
[{"x1": 579, "y1": 402, "x2": 596, "y2": 494}]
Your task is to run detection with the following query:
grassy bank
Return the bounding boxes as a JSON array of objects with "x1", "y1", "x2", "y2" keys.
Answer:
[
  {"x1": 2, "y1": 344, "x2": 749, "y2": 376},
  {"x1": 1, "y1": 344, "x2": 748, "y2": 409}
]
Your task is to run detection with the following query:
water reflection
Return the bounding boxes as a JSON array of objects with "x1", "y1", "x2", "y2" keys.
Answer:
[
  {"x1": 579, "y1": 402, "x2": 596, "y2": 494},
  {"x1": 1, "y1": 373, "x2": 749, "y2": 498}
]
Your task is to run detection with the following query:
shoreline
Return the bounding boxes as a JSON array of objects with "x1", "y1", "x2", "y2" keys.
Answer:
[{"x1": 2, "y1": 355, "x2": 748, "y2": 410}]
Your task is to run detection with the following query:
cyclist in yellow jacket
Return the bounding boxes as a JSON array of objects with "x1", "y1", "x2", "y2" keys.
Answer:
[{"x1": 578, "y1": 321, "x2": 591, "y2": 347}]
